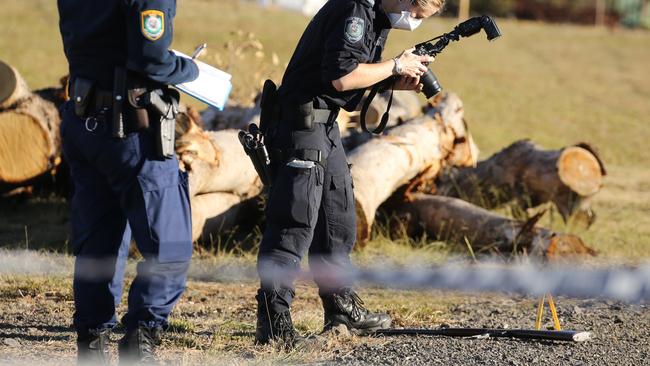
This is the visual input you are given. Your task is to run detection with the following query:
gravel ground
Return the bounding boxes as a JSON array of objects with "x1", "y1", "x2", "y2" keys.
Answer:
[
  {"x1": 0, "y1": 277, "x2": 647, "y2": 365},
  {"x1": 338, "y1": 297, "x2": 650, "y2": 366}
]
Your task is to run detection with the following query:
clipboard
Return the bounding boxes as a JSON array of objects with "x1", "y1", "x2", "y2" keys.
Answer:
[{"x1": 172, "y1": 50, "x2": 232, "y2": 110}]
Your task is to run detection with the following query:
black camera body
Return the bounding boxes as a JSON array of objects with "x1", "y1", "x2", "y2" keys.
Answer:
[{"x1": 413, "y1": 15, "x2": 501, "y2": 99}]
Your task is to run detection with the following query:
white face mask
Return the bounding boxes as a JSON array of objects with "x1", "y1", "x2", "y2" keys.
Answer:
[{"x1": 388, "y1": 10, "x2": 423, "y2": 31}]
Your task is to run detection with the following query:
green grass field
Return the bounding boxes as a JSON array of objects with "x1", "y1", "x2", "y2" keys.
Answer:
[{"x1": 1, "y1": 0, "x2": 649, "y2": 260}]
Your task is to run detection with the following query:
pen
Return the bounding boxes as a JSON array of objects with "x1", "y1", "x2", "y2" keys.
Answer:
[{"x1": 191, "y1": 43, "x2": 208, "y2": 60}]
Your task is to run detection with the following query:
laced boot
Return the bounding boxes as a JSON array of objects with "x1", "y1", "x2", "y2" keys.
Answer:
[
  {"x1": 77, "y1": 328, "x2": 111, "y2": 365},
  {"x1": 321, "y1": 288, "x2": 392, "y2": 335},
  {"x1": 118, "y1": 326, "x2": 161, "y2": 365},
  {"x1": 255, "y1": 291, "x2": 310, "y2": 349}
]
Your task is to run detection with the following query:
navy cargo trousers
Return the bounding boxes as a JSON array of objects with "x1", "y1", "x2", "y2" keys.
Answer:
[
  {"x1": 60, "y1": 102, "x2": 192, "y2": 336},
  {"x1": 258, "y1": 114, "x2": 357, "y2": 313}
]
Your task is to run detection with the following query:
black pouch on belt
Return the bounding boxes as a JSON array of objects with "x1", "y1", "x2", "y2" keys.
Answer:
[
  {"x1": 295, "y1": 102, "x2": 314, "y2": 131},
  {"x1": 72, "y1": 77, "x2": 95, "y2": 118}
]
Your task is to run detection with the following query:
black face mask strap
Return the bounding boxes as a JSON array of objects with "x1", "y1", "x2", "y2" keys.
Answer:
[{"x1": 360, "y1": 79, "x2": 395, "y2": 135}]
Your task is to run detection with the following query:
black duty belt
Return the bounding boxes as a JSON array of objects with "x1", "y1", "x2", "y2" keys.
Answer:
[{"x1": 90, "y1": 89, "x2": 113, "y2": 112}]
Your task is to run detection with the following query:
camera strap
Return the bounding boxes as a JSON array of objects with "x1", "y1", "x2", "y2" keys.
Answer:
[{"x1": 360, "y1": 78, "x2": 395, "y2": 135}]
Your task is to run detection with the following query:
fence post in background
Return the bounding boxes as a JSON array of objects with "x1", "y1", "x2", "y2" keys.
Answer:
[
  {"x1": 595, "y1": 0, "x2": 606, "y2": 26},
  {"x1": 459, "y1": 0, "x2": 470, "y2": 21},
  {"x1": 643, "y1": 0, "x2": 650, "y2": 29}
]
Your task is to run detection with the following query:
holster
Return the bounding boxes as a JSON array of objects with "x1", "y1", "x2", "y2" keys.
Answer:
[
  {"x1": 128, "y1": 88, "x2": 179, "y2": 159},
  {"x1": 259, "y1": 79, "x2": 279, "y2": 135}
]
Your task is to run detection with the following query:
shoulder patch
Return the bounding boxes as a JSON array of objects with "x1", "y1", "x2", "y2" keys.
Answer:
[
  {"x1": 141, "y1": 10, "x2": 165, "y2": 41},
  {"x1": 345, "y1": 17, "x2": 365, "y2": 44}
]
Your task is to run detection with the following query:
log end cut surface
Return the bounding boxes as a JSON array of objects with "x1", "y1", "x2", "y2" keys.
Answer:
[
  {"x1": 557, "y1": 147, "x2": 604, "y2": 196},
  {"x1": 0, "y1": 61, "x2": 18, "y2": 107},
  {"x1": 0, "y1": 111, "x2": 52, "y2": 183}
]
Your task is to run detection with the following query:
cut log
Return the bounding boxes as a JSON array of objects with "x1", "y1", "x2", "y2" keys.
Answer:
[
  {"x1": 350, "y1": 93, "x2": 478, "y2": 244},
  {"x1": 176, "y1": 128, "x2": 262, "y2": 198},
  {"x1": 190, "y1": 192, "x2": 259, "y2": 242},
  {"x1": 0, "y1": 62, "x2": 67, "y2": 186},
  {"x1": 0, "y1": 60, "x2": 31, "y2": 109},
  {"x1": 0, "y1": 96, "x2": 63, "y2": 185},
  {"x1": 436, "y1": 140, "x2": 606, "y2": 223},
  {"x1": 394, "y1": 193, "x2": 596, "y2": 258}
]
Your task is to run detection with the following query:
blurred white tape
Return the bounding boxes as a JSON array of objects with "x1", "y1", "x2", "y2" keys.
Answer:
[{"x1": 1, "y1": 249, "x2": 648, "y2": 302}]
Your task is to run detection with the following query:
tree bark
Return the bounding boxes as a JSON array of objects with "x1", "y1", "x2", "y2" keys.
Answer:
[
  {"x1": 394, "y1": 193, "x2": 596, "y2": 258},
  {"x1": 190, "y1": 192, "x2": 261, "y2": 242},
  {"x1": 349, "y1": 93, "x2": 478, "y2": 244},
  {"x1": 176, "y1": 128, "x2": 262, "y2": 198},
  {"x1": 435, "y1": 140, "x2": 606, "y2": 223}
]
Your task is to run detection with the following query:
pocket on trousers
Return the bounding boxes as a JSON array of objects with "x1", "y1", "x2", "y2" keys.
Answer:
[
  {"x1": 267, "y1": 164, "x2": 319, "y2": 228},
  {"x1": 325, "y1": 172, "x2": 357, "y2": 250},
  {"x1": 137, "y1": 166, "x2": 193, "y2": 263},
  {"x1": 327, "y1": 173, "x2": 354, "y2": 213}
]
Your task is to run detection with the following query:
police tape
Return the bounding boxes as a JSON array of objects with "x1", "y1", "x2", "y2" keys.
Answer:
[
  {"x1": 345, "y1": 263, "x2": 650, "y2": 303},
  {"x1": 1, "y1": 249, "x2": 648, "y2": 302}
]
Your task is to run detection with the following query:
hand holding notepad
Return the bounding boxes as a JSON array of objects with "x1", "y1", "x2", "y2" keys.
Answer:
[{"x1": 172, "y1": 49, "x2": 232, "y2": 111}]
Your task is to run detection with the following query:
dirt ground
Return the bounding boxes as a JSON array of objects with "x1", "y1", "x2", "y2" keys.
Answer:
[{"x1": 0, "y1": 275, "x2": 647, "y2": 366}]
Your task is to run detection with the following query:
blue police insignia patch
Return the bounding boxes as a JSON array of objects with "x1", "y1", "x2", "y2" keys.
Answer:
[
  {"x1": 141, "y1": 10, "x2": 165, "y2": 41},
  {"x1": 345, "y1": 17, "x2": 365, "y2": 43}
]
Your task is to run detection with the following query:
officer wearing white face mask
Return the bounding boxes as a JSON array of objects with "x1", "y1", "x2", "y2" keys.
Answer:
[{"x1": 255, "y1": 0, "x2": 445, "y2": 348}]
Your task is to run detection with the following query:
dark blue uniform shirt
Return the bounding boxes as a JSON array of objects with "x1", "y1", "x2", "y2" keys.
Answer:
[
  {"x1": 58, "y1": 0, "x2": 199, "y2": 90},
  {"x1": 279, "y1": 0, "x2": 391, "y2": 112}
]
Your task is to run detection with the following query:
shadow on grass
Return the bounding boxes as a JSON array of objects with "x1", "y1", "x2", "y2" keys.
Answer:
[
  {"x1": 0, "y1": 323, "x2": 73, "y2": 343},
  {"x1": 0, "y1": 193, "x2": 70, "y2": 253}
]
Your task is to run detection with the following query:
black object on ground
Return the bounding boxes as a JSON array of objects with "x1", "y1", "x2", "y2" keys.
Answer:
[{"x1": 374, "y1": 328, "x2": 592, "y2": 342}]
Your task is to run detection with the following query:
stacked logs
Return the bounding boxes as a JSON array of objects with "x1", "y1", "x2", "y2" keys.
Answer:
[
  {"x1": 0, "y1": 59, "x2": 605, "y2": 258},
  {"x1": 194, "y1": 91, "x2": 604, "y2": 257}
]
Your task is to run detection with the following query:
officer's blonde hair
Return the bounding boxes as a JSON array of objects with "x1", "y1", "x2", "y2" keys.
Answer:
[{"x1": 413, "y1": 0, "x2": 445, "y2": 13}]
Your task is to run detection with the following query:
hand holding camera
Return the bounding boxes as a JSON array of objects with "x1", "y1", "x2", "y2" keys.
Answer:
[
  {"x1": 391, "y1": 49, "x2": 433, "y2": 91},
  {"x1": 393, "y1": 48, "x2": 434, "y2": 78}
]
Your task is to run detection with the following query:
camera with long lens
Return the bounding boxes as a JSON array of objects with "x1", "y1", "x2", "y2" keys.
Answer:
[
  {"x1": 360, "y1": 15, "x2": 502, "y2": 134},
  {"x1": 413, "y1": 15, "x2": 502, "y2": 98}
]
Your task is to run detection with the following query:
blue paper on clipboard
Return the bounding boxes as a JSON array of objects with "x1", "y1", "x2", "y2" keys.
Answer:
[{"x1": 172, "y1": 50, "x2": 232, "y2": 110}]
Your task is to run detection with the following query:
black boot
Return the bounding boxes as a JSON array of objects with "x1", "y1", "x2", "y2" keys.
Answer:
[
  {"x1": 77, "y1": 328, "x2": 111, "y2": 365},
  {"x1": 321, "y1": 288, "x2": 392, "y2": 335},
  {"x1": 118, "y1": 326, "x2": 161, "y2": 365},
  {"x1": 255, "y1": 290, "x2": 307, "y2": 349}
]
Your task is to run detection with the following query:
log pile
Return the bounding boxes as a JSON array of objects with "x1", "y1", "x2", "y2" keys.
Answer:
[
  {"x1": 0, "y1": 60, "x2": 604, "y2": 259},
  {"x1": 435, "y1": 140, "x2": 606, "y2": 225}
]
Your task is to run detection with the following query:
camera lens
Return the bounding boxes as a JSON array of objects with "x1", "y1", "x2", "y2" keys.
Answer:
[{"x1": 420, "y1": 69, "x2": 442, "y2": 99}]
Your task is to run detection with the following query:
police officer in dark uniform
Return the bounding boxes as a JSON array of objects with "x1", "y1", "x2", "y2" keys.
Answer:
[
  {"x1": 256, "y1": 0, "x2": 443, "y2": 347},
  {"x1": 57, "y1": 1, "x2": 198, "y2": 363}
]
